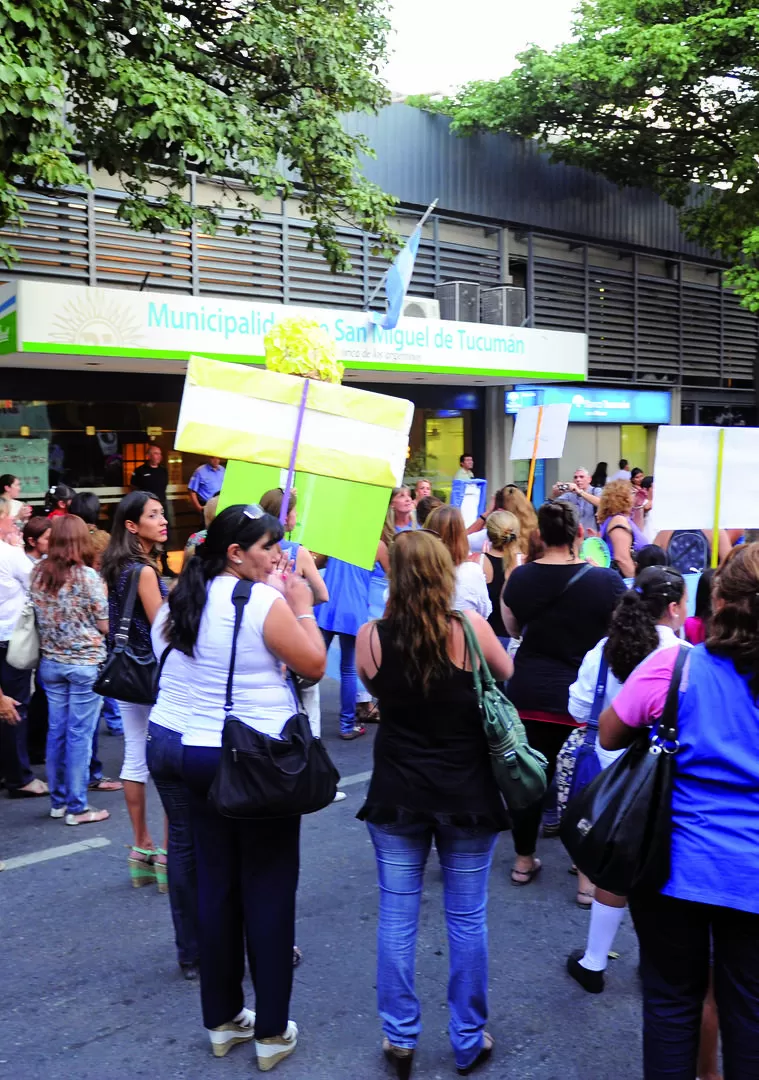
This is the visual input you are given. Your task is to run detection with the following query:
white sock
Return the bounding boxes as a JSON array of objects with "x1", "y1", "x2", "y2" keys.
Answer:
[{"x1": 579, "y1": 899, "x2": 626, "y2": 972}]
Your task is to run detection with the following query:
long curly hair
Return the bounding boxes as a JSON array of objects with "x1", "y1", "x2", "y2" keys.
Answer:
[
  {"x1": 495, "y1": 486, "x2": 537, "y2": 557},
  {"x1": 605, "y1": 566, "x2": 685, "y2": 682},
  {"x1": 597, "y1": 479, "x2": 634, "y2": 524},
  {"x1": 707, "y1": 543, "x2": 759, "y2": 698},
  {"x1": 383, "y1": 530, "x2": 455, "y2": 695},
  {"x1": 32, "y1": 515, "x2": 94, "y2": 594}
]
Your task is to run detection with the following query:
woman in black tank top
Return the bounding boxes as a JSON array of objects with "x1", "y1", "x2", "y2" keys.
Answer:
[
  {"x1": 356, "y1": 530, "x2": 512, "y2": 1077},
  {"x1": 479, "y1": 511, "x2": 521, "y2": 643}
]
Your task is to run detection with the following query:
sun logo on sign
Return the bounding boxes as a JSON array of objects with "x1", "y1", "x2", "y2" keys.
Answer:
[{"x1": 51, "y1": 290, "x2": 143, "y2": 348}]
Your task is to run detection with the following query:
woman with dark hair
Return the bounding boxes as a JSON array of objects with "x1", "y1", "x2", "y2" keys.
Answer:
[
  {"x1": 635, "y1": 544, "x2": 668, "y2": 573},
  {"x1": 30, "y1": 516, "x2": 109, "y2": 825},
  {"x1": 0, "y1": 473, "x2": 31, "y2": 523},
  {"x1": 684, "y1": 569, "x2": 715, "y2": 646},
  {"x1": 356, "y1": 530, "x2": 513, "y2": 1076},
  {"x1": 23, "y1": 517, "x2": 51, "y2": 563},
  {"x1": 427, "y1": 504, "x2": 492, "y2": 620},
  {"x1": 599, "y1": 543, "x2": 759, "y2": 1078},
  {"x1": 630, "y1": 468, "x2": 650, "y2": 531},
  {"x1": 101, "y1": 491, "x2": 168, "y2": 883},
  {"x1": 566, "y1": 566, "x2": 687, "y2": 973},
  {"x1": 70, "y1": 493, "x2": 111, "y2": 569},
  {"x1": 590, "y1": 462, "x2": 608, "y2": 490},
  {"x1": 415, "y1": 494, "x2": 443, "y2": 528},
  {"x1": 500, "y1": 501, "x2": 626, "y2": 884},
  {"x1": 151, "y1": 504, "x2": 325, "y2": 1068},
  {"x1": 258, "y1": 489, "x2": 329, "y2": 605},
  {"x1": 44, "y1": 483, "x2": 75, "y2": 519}
]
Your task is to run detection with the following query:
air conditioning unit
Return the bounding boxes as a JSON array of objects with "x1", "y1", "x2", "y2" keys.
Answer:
[
  {"x1": 402, "y1": 296, "x2": 441, "y2": 319},
  {"x1": 435, "y1": 280, "x2": 480, "y2": 323},
  {"x1": 481, "y1": 286, "x2": 527, "y2": 327}
]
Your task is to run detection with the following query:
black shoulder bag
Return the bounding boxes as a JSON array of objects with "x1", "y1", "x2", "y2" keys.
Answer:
[
  {"x1": 209, "y1": 579, "x2": 340, "y2": 820},
  {"x1": 94, "y1": 565, "x2": 160, "y2": 704},
  {"x1": 560, "y1": 644, "x2": 689, "y2": 896}
]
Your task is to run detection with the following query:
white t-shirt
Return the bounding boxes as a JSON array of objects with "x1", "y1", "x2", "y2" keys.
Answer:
[
  {"x1": 0, "y1": 541, "x2": 31, "y2": 640},
  {"x1": 452, "y1": 561, "x2": 492, "y2": 620},
  {"x1": 467, "y1": 528, "x2": 487, "y2": 554},
  {"x1": 568, "y1": 624, "x2": 686, "y2": 768},
  {"x1": 609, "y1": 469, "x2": 632, "y2": 482},
  {"x1": 150, "y1": 577, "x2": 297, "y2": 747}
]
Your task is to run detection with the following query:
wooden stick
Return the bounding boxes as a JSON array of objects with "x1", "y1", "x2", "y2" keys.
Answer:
[
  {"x1": 526, "y1": 405, "x2": 544, "y2": 503},
  {"x1": 711, "y1": 427, "x2": 725, "y2": 568}
]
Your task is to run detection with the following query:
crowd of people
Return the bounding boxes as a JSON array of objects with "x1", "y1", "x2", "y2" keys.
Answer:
[{"x1": 1, "y1": 452, "x2": 758, "y2": 1079}]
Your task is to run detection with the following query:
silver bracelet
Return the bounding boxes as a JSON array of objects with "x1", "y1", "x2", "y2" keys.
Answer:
[{"x1": 296, "y1": 613, "x2": 316, "y2": 622}]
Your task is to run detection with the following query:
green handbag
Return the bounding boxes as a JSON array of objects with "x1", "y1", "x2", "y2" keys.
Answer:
[{"x1": 455, "y1": 612, "x2": 548, "y2": 813}]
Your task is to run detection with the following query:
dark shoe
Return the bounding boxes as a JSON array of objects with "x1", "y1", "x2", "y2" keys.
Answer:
[
  {"x1": 457, "y1": 1033, "x2": 494, "y2": 1075},
  {"x1": 567, "y1": 949, "x2": 605, "y2": 994},
  {"x1": 180, "y1": 962, "x2": 200, "y2": 981},
  {"x1": 383, "y1": 1037, "x2": 414, "y2": 1080}
]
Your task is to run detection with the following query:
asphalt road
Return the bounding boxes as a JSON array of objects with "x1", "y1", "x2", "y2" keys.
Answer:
[{"x1": 0, "y1": 681, "x2": 643, "y2": 1080}]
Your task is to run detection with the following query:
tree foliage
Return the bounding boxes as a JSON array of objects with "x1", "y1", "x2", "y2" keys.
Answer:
[
  {"x1": 0, "y1": 0, "x2": 397, "y2": 271},
  {"x1": 411, "y1": 1, "x2": 759, "y2": 308}
]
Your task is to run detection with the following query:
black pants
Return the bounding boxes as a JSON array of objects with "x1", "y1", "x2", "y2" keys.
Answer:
[
  {"x1": 182, "y1": 745, "x2": 300, "y2": 1037},
  {"x1": 630, "y1": 891, "x2": 759, "y2": 1080},
  {"x1": 511, "y1": 718, "x2": 572, "y2": 857},
  {"x1": 0, "y1": 641, "x2": 33, "y2": 791}
]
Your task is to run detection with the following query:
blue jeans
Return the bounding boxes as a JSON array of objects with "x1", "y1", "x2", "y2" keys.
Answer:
[
  {"x1": 40, "y1": 658, "x2": 102, "y2": 814},
  {"x1": 146, "y1": 722, "x2": 199, "y2": 966},
  {"x1": 321, "y1": 630, "x2": 357, "y2": 734},
  {"x1": 367, "y1": 821, "x2": 498, "y2": 1070},
  {"x1": 101, "y1": 697, "x2": 123, "y2": 734}
]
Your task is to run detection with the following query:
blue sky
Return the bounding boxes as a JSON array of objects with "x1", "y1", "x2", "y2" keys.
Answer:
[{"x1": 383, "y1": 0, "x2": 577, "y2": 95}]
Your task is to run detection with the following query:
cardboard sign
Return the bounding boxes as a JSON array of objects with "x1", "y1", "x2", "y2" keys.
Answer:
[
  {"x1": 649, "y1": 425, "x2": 759, "y2": 531},
  {"x1": 510, "y1": 403, "x2": 571, "y2": 461}
]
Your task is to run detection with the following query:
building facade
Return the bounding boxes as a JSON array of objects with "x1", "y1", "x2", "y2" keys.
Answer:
[{"x1": 0, "y1": 104, "x2": 754, "y2": 524}]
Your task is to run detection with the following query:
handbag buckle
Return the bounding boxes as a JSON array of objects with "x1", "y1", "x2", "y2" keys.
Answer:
[{"x1": 650, "y1": 734, "x2": 680, "y2": 756}]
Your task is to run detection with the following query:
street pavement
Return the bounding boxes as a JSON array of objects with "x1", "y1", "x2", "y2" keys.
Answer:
[{"x1": 0, "y1": 681, "x2": 643, "y2": 1080}]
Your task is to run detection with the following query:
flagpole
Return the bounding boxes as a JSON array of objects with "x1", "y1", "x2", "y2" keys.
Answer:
[{"x1": 365, "y1": 198, "x2": 439, "y2": 310}]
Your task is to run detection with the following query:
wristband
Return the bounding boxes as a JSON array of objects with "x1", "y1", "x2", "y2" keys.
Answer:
[{"x1": 296, "y1": 613, "x2": 316, "y2": 622}]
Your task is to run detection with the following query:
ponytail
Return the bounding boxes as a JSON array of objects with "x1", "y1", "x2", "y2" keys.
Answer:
[
  {"x1": 605, "y1": 566, "x2": 685, "y2": 682},
  {"x1": 164, "y1": 503, "x2": 283, "y2": 656}
]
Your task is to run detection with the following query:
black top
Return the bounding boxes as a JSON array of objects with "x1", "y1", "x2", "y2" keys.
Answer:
[
  {"x1": 130, "y1": 463, "x2": 168, "y2": 503},
  {"x1": 501, "y1": 563, "x2": 626, "y2": 714},
  {"x1": 483, "y1": 553, "x2": 507, "y2": 638},
  {"x1": 357, "y1": 621, "x2": 509, "y2": 831}
]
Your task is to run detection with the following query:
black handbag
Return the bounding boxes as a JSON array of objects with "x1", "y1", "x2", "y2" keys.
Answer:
[
  {"x1": 209, "y1": 579, "x2": 340, "y2": 820},
  {"x1": 94, "y1": 565, "x2": 160, "y2": 705},
  {"x1": 560, "y1": 645, "x2": 689, "y2": 896}
]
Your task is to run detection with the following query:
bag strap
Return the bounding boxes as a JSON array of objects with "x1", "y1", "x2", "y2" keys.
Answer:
[
  {"x1": 225, "y1": 579, "x2": 254, "y2": 713},
  {"x1": 454, "y1": 612, "x2": 496, "y2": 709},
  {"x1": 589, "y1": 654, "x2": 609, "y2": 728},
  {"x1": 518, "y1": 563, "x2": 593, "y2": 628},
  {"x1": 113, "y1": 565, "x2": 144, "y2": 651},
  {"x1": 652, "y1": 644, "x2": 689, "y2": 751}
]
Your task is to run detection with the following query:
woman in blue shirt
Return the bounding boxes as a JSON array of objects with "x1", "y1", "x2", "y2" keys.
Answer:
[{"x1": 600, "y1": 543, "x2": 759, "y2": 1079}]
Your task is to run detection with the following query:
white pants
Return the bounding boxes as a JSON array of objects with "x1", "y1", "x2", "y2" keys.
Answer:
[
  {"x1": 301, "y1": 683, "x2": 321, "y2": 738},
  {"x1": 118, "y1": 701, "x2": 152, "y2": 783}
]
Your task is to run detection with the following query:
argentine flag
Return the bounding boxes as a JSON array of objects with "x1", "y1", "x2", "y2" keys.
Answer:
[{"x1": 370, "y1": 226, "x2": 422, "y2": 331}]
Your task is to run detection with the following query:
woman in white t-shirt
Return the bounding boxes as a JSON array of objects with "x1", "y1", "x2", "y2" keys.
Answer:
[
  {"x1": 151, "y1": 504, "x2": 325, "y2": 1071},
  {"x1": 426, "y1": 505, "x2": 492, "y2": 620}
]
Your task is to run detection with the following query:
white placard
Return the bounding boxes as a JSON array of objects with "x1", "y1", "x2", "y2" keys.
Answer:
[
  {"x1": 510, "y1": 402, "x2": 571, "y2": 461},
  {"x1": 459, "y1": 483, "x2": 484, "y2": 528},
  {"x1": 649, "y1": 425, "x2": 759, "y2": 531}
]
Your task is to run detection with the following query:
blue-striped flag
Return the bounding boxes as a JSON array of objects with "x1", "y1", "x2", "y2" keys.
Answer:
[{"x1": 370, "y1": 225, "x2": 422, "y2": 331}]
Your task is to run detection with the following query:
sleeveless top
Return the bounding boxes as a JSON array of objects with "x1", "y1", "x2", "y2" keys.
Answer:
[
  {"x1": 483, "y1": 552, "x2": 507, "y2": 638},
  {"x1": 107, "y1": 562, "x2": 168, "y2": 656},
  {"x1": 357, "y1": 621, "x2": 509, "y2": 830}
]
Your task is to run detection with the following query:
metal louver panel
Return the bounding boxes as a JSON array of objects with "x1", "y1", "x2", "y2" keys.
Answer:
[
  {"x1": 94, "y1": 194, "x2": 192, "y2": 292},
  {"x1": 636, "y1": 275, "x2": 679, "y2": 382},
  {"x1": 287, "y1": 221, "x2": 365, "y2": 308},
  {"x1": 681, "y1": 281, "x2": 721, "y2": 387},
  {"x1": 197, "y1": 215, "x2": 284, "y2": 302},
  {"x1": 533, "y1": 259, "x2": 586, "y2": 334},
  {"x1": 1, "y1": 191, "x2": 89, "y2": 283},
  {"x1": 587, "y1": 266, "x2": 635, "y2": 380},
  {"x1": 438, "y1": 243, "x2": 501, "y2": 290},
  {"x1": 723, "y1": 292, "x2": 757, "y2": 388}
]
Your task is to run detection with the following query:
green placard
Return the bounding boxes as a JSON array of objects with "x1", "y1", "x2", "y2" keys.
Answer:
[
  {"x1": 0, "y1": 437, "x2": 48, "y2": 496},
  {"x1": 219, "y1": 461, "x2": 389, "y2": 570}
]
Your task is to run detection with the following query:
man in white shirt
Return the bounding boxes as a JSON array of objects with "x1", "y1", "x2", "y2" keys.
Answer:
[
  {"x1": 0, "y1": 540, "x2": 45, "y2": 797},
  {"x1": 609, "y1": 458, "x2": 632, "y2": 482},
  {"x1": 454, "y1": 454, "x2": 475, "y2": 480}
]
